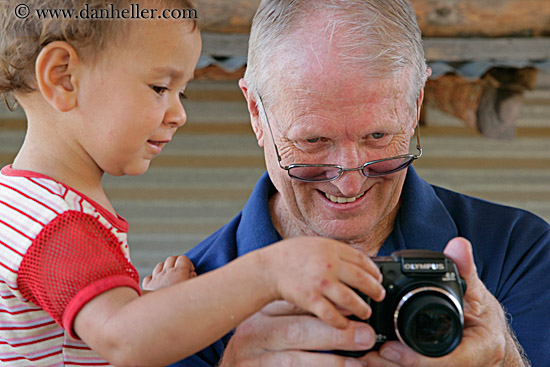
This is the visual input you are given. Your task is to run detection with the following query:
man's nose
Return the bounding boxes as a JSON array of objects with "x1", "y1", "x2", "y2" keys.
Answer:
[
  {"x1": 331, "y1": 168, "x2": 366, "y2": 196},
  {"x1": 330, "y1": 148, "x2": 367, "y2": 196}
]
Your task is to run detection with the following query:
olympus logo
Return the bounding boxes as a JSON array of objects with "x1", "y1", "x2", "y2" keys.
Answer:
[{"x1": 404, "y1": 262, "x2": 445, "y2": 270}]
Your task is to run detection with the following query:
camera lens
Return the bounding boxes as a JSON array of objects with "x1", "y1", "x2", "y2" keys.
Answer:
[{"x1": 396, "y1": 292, "x2": 463, "y2": 357}]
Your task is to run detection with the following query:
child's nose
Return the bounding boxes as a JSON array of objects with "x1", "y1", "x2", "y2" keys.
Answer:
[{"x1": 164, "y1": 96, "x2": 187, "y2": 127}]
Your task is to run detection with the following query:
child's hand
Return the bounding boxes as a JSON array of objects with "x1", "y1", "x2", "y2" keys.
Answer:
[
  {"x1": 142, "y1": 255, "x2": 197, "y2": 291},
  {"x1": 261, "y1": 237, "x2": 386, "y2": 329}
]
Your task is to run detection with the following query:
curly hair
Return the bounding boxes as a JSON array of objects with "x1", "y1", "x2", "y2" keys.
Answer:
[{"x1": 0, "y1": 0, "x2": 197, "y2": 109}]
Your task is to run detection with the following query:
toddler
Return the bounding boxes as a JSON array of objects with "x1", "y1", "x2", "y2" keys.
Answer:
[{"x1": 0, "y1": 1, "x2": 385, "y2": 366}]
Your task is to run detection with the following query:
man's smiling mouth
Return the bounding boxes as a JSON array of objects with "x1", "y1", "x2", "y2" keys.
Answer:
[{"x1": 323, "y1": 191, "x2": 366, "y2": 203}]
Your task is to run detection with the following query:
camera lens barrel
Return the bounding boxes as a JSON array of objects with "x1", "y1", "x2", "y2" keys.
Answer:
[{"x1": 394, "y1": 286, "x2": 464, "y2": 357}]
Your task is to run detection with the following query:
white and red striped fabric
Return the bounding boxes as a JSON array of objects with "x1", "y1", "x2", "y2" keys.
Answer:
[{"x1": 0, "y1": 165, "x2": 141, "y2": 366}]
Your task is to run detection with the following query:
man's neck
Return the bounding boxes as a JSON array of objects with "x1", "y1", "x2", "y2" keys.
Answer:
[{"x1": 269, "y1": 192, "x2": 400, "y2": 256}]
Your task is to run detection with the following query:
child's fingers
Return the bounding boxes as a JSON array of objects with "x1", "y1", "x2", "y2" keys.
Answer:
[
  {"x1": 151, "y1": 256, "x2": 177, "y2": 276},
  {"x1": 151, "y1": 261, "x2": 165, "y2": 276},
  {"x1": 336, "y1": 244, "x2": 382, "y2": 282},
  {"x1": 261, "y1": 301, "x2": 310, "y2": 317},
  {"x1": 304, "y1": 294, "x2": 350, "y2": 329},
  {"x1": 163, "y1": 255, "x2": 179, "y2": 269},
  {"x1": 321, "y1": 282, "x2": 371, "y2": 320},
  {"x1": 338, "y1": 263, "x2": 385, "y2": 303},
  {"x1": 174, "y1": 255, "x2": 195, "y2": 272},
  {"x1": 141, "y1": 274, "x2": 152, "y2": 288}
]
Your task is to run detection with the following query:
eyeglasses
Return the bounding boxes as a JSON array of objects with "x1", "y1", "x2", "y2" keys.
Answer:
[{"x1": 257, "y1": 94, "x2": 422, "y2": 183}]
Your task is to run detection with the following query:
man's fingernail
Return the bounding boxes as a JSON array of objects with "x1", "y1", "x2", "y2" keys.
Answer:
[
  {"x1": 381, "y1": 347, "x2": 401, "y2": 362},
  {"x1": 345, "y1": 358, "x2": 367, "y2": 367},
  {"x1": 378, "y1": 287, "x2": 386, "y2": 300},
  {"x1": 354, "y1": 327, "x2": 373, "y2": 346}
]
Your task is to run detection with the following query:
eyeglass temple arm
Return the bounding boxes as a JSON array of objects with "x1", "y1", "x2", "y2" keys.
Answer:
[
  {"x1": 258, "y1": 94, "x2": 286, "y2": 165},
  {"x1": 415, "y1": 105, "x2": 423, "y2": 158}
]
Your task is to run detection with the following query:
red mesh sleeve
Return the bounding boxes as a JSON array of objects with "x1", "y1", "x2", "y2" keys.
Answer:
[{"x1": 18, "y1": 210, "x2": 141, "y2": 338}]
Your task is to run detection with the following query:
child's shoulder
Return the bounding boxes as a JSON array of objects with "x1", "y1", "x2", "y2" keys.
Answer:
[
  {"x1": 1, "y1": 165, "x2": 75, "y2": 215},
  {"x1": 1, "y1": 165, "x2": 128, "y2": 234},
  {"x1": 1, "y1": 165, "x2": 78, "y2": 218}
]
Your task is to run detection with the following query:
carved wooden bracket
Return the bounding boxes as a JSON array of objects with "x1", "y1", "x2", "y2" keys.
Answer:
[{"x1": 424, "y1": 68, "x2": 539, "y2": 139}]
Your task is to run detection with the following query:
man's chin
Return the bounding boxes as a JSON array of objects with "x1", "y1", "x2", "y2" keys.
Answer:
[{"x1": 310, "y1": 223, "x2": 371, "y2": 244}]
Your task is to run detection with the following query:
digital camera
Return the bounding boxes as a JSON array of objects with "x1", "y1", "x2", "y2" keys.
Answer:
[{"x1": 336, "y1": 249, "x2": 466, "y2": 358}]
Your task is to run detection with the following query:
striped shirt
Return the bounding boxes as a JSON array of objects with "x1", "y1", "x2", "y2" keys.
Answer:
[{"x1": 0, "y1": 165, "x2": 141, "y2": 366}]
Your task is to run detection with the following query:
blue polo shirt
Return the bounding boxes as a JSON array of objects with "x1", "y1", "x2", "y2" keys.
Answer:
[{"x1": 172, "y1": 168, "x2": 550, "y2": 367}]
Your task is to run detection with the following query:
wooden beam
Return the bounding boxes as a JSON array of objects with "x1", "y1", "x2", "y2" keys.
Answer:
[
  {"x1": 423, "y1": 38, "x2": 550, "y2": 62},
  {"x1": 194, "y1": 65, "x2": 246, "y2": 80},
  {"x1": 195, "y1": 0, "x2": 550, "y2": 36},
  {"x1": 195, "y1": 0, "x2": 260, "y2": 33},
  {"x1": 201, "y1": 33, "x2": 249, "y2": 57},
  {"x1": 201, "y1": 33, "x2": 550, "y2": 62},
  {"x1": 412, "y1": 0, "x2": 550, "y2": 37}
]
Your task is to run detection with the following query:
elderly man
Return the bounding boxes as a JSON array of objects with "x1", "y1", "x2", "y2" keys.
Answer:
[{"x1": 173, "y1": 0, "x2": 550, "y2": 366}]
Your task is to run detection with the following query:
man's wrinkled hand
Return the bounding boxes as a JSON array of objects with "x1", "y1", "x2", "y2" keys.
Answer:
[{"x1": 220, "y1": 301, "x2": 374, "y2": 367}]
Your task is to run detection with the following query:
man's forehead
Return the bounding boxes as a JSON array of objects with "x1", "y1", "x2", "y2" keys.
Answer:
[
  {"x1": 272, "y1": 13, "x2": 395, "y2": 76},
  {"x1": 275, "y1": 75, "x2": 407, "y2": 114},
  {"x1": 273, "y1": 85, "x2": 410, "y2": 137},
  {"x1": 285, "y1": 118, "x2": 407, "y2": 139},
  {"x1": 266, "y1": 26, "x2": 413, "y2": 132},
  {"x1": 274, "y1": 48, "x2": 407, "y2": 104}
]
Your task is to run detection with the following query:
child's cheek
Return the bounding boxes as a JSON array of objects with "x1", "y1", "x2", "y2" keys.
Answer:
[{"x1": 145, "y1": 109, "x2": 163, "y2": 124}]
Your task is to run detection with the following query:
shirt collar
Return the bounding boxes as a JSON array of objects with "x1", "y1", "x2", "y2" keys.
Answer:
[
  {"x1": 236, "y1": 172, "x2": 282, "y2": 256},
  {"x1": 379, "y1": 167, "x2": 458, "y2": 255}
]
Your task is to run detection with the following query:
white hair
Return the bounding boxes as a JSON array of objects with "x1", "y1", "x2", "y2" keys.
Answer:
[{"x1": 244, "y1": 0, "x2": 428, "y2": 117}]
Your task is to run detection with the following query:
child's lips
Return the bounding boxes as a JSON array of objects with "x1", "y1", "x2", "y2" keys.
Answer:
[
  {"x1": 147, "y1": 139, "x2": 170, "y2": 146},
  {"x1": 146, "y1": 139, "x2": 170, "y2": 154}
]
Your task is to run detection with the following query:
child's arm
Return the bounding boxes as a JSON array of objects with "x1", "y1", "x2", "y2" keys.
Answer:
[
  {"x1": 142, "y1": 255, "x2": 197, "y2": 292},
  {"x1": 74, "y1": 237, "x2": 385, "y2": 366}
]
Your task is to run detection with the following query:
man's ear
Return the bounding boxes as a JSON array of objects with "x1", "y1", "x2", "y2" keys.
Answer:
[
  {"x1": 412, "y1": 66, "x2": 432, "y2": 135},
  {"x1": 35, "y1": 41, "x2": 80, "y2": 112},
  {"x1": 418, "y1": 66, "x2": 432, "y2": 108},
  {"x1": 416, "y1": 88, "x2": 424, "y2": 125},
  {"x1": 238, "y1": 78, "x2": 264, "y2": 147}
]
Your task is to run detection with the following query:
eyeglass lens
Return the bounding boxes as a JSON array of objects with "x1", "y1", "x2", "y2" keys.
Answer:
[
  {"x1": 289, "y1": 166, "x2": 342, "y2": 181},
  {"x1": 288, "y1": 156, "x2": 414, "y2": 182}
]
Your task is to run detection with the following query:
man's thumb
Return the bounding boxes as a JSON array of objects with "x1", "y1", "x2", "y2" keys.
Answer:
[{"x1": 443, "y1": 237, "x2": 477, "y2": 281}]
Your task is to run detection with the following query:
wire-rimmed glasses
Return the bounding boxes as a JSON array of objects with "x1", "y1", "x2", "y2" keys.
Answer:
[{"x1": 257, "y1": 94, "x2": 422, "y2": 183}]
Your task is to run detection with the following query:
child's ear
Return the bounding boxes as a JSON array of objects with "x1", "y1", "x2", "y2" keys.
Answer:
[
  {"x1": 238, "y1": 78, "x2": 264, "y2": 147},
  {"x1": 35, "y1": 41, "x2": 80, "y2": 112}
]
